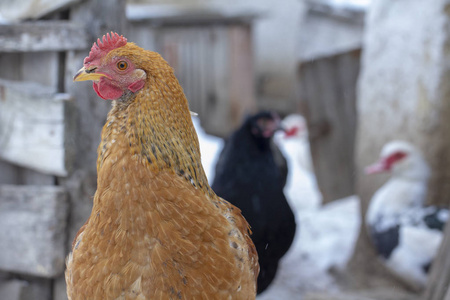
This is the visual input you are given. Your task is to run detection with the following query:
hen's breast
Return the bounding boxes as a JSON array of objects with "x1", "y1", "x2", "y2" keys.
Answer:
[{"x1": 66, "y1": 132, "x2": 257, "y2": 299}]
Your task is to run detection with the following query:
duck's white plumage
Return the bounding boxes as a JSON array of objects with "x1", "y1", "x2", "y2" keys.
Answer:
[
  {"x1": 274, "y1": 114, "x2": 321, "y2": 212},
  {"x1": 366, "y1": 140, "x2": 447, "y2": 289}
]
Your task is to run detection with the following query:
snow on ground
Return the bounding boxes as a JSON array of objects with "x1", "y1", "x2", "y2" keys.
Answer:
[
  {"x1": 257, "y1": 193, "x2": 360, "y2": 299},
  {"x1": 192, "y1": 117, "x2": 224, "y2": 184},
  {"x1": 194, "y1": 117, "x2": 361, "y2": 299}
]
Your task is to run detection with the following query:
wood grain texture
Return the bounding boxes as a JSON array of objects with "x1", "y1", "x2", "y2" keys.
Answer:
[
  {"x1": 132, "y1": 21, "x2": 256, "y2": 138},
  {"x1": 298, "y1": 49, "x2": 360, "y2": 203},
  {"x1": 0, "y1": 79, "x2": 72, "y2": 176},
  {"x1": 0, "y1": 21, "x2": 88, "y2": 52},
  {"x1": 0, "y1": 185, "x2": 68, "y2": 277},
  {"x1": 0, "y1": 0, "x2": 80, "y2": 22}
]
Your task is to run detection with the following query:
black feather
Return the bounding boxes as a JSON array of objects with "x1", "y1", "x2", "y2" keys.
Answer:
[
  {"x1": 423, "y1": 206, "x2": 448, "y2": 231},
  {"x1": 369, "y1": 225, "x2": 399, "y2": 259}
]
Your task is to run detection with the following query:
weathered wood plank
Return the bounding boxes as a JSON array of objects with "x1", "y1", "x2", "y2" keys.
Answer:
[
  {"x1": 0, "y1": 53, "x2": 21, "y2": 80},
  {"x1": 0, "y1": 0, "x2": 81, "y2": 23},
  {"x1": 127, "y1": 4, "x2": 260, "y2": 26},
  {"x1": 0, "y1": 160, "x2": 19, "y2": 184},
  {"x1": 0, "y1": 159, "x2": 55, "y2": 185},
  {"x1": 149, "y1": 24, "x2": 255, "y2": 137},
  {"x1": 298, "y1": 49, "x2": 360, "y2": 203},
  {"x1": 228, "y1": 24, "x2": 255, "y2": 129},
  {"x1": 0, "y1": 21, "x2": 88, "y2": 52},
  {"x1": 0, "y1": 79, "x2": 72, "y2": 176},
  {"x1": 0, "y1": 185, "x2": 68, "y2": 278},
  {"x1": 0, "y1": 277, "x2": 52, "y2": 300},
  {"x1": 21, "y1": 52, "x2": 60, "y2": 87}
]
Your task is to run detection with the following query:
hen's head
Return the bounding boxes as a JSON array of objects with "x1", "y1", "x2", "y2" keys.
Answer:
[
  {"x1": 74, "y1": 32, "x2": 150, "y2": 100},
  {"x1": 365, "y1": 140, "x2": 430, "y2": 180},
  {"x1": 245, "y1": 111, "x2": 282, "y2": 139}
]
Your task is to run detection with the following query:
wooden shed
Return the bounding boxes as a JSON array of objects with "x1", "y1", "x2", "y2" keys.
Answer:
[{"x1": 127, "y1": 4, "x2": 259, "y2": 137}]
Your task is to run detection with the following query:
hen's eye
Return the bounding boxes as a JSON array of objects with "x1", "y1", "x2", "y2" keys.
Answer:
[{"x1": 117, "y1": 61, "x2": 128, "y2": 70}]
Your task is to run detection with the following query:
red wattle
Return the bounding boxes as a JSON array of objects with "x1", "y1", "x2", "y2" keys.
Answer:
[
  {"x1": 93, "y1": 82, "x2": 106, "y2": 99},
  {"x1": 93, "y1": 79, "x2": 123, "y2": 100}
]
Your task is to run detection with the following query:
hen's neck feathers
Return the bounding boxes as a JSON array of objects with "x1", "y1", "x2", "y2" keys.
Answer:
[{"x1": 97, "y1": 53, "x2": 212, "y2": 196}]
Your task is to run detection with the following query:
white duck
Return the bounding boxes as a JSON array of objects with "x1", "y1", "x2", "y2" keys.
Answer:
[
  {"x1": 274, "y1": 114, "x2": 321, "y2": 212},
  {"x1": 276, "y1": 114, "x2": 313, "y2": 173},
  {"x1": 365, "y1": 140, "x2": 448, "y2": 289}
]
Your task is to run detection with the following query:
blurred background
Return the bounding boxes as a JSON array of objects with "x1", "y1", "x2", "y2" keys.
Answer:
[{"x1": 1, "y1": 0, "x2": 450, "y2": 299}]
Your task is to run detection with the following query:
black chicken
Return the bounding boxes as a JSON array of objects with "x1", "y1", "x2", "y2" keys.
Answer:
[{"x1": 212, "y1": 111, "x2": 296, "y2": 294}]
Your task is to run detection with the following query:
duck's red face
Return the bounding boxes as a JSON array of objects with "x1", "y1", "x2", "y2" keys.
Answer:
[
  {"x1": 284, "y1": 126, "x2": 301, "y2": 138},
  {"x1": 280, "y1": 115, "x2": 307, "y2": 140},
  {"x1": 365, "y1": 151, "x2": 408, "y2": 174}
]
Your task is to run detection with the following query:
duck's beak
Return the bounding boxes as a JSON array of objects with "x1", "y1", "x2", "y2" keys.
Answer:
[
  {"x1": 365, "y1": 158, "x2": 389, "y2": 174},
  {"x1": 73, "y1": 67, "x2": 109, "y2": 82}
]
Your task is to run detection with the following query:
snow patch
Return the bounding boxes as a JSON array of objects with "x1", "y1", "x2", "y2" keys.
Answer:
[{"x1": 192, "y1": 117, "x2": 224, "y2": 183}]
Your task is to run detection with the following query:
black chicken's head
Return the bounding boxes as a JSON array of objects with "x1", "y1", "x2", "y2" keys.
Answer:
[{"x1": 245, "y1": 111, "x2": 282, "y2": 140}]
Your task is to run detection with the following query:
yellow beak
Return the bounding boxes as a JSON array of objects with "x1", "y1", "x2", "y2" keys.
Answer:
[{"x1": 73, "y1": 67, "x2": 109, "y2": 82}]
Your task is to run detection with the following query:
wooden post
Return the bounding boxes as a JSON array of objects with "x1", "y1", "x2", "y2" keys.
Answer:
[
  {"x1": 348, "y1": 0, "x2": 450, "y2": 294},
  {"x1": 298, "y1": 49, "x2": 360, "y2": 204}
]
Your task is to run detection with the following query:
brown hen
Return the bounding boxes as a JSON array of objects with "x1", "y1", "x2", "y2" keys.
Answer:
[{"x1": 65, "y1": 32, "x2": 258, "y2": 300}]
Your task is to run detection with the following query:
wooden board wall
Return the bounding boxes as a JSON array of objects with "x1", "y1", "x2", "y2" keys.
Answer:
[
  {"x1": 0, "y1": 79, "x2": 71, "y2": 176},
  {"x1": 130, "y1": 21, "x2": 256, "y2": 137},
  {"x1": 298, "y1": 49, "x2": 361, "y2": 203}
]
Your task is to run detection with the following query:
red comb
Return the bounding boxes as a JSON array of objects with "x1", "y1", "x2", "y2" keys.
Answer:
[{"x1": 84, "y1": 32, "x2": 127, "y2": 65}]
